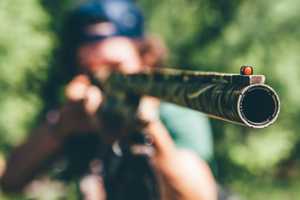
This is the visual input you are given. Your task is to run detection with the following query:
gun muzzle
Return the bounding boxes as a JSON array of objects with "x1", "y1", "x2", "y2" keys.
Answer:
[{"x1": 238, "y1": 84, "x2": 280, "y2": 128}]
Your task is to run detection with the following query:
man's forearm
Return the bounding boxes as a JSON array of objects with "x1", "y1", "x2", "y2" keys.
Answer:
[
  {"x1": 1, "y1": 123, "x2": 63, "y2": 192},
  {"x1": 156, "y1": 150, "x2": 217, "y2": 200},
  {"x1": 145, "y1": 120, "x2": 217, "y2": 200}
]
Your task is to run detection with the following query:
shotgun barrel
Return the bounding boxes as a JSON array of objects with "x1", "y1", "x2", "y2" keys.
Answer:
[{"x1": 98, "y1": 68, "x2": 280, "y2": 128}]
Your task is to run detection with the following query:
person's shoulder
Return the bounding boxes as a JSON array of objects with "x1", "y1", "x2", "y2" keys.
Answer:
[
  {"x1": 158, "y1": 101, "x2": 212, "y2": 138},
  {"x1": 159, "y1": 102, "x2": 214, "y2": 162},
  {"x1": 159, "y1": 102, "x2": 207, "y2": 120}
]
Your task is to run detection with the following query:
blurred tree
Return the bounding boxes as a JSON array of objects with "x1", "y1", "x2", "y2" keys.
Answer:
[{"x1": 0, "y1": 0, "x2": 53, "y2": 151}]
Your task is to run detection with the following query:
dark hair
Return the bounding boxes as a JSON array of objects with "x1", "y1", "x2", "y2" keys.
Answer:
[{"x1": 41, "y1": 14, "x2": 84, "y2": 112}]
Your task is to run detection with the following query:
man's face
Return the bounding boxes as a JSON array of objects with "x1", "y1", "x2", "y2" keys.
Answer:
[{"x1": 77, "y1": 36, "x2": 143, "y2": 77}]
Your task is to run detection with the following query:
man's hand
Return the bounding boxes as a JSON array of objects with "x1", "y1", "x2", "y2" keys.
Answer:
[{"x1": 55, "y1": 75, "x2": 103, "y2": 139}]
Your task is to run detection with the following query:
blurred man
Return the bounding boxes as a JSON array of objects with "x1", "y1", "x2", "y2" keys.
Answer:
[{"x1": 1, "y1": 0, "x2": 217, "y2": 199}]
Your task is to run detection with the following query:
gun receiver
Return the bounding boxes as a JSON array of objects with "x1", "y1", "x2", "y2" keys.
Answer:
[{"x1": 97, "y1": 67, "x2": 280, "y2": 128}]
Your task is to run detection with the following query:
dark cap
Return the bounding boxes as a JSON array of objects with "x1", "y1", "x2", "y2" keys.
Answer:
[{"x1": 68, "y1": 0, "x2": 144, "y2": 44}]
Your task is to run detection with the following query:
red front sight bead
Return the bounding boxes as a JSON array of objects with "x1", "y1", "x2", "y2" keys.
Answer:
[{"x1": 240, "y1": 66, "x2": 254, "y2": 75}]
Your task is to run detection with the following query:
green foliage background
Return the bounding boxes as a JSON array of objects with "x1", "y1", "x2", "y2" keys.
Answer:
[{"x1": 0, "y1": 0, "x2": 300, "y2": 199}]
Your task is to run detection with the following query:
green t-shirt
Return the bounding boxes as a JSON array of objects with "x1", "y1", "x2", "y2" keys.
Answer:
[{"x1": 159, "y1": 102, "x2": 214, "y2": 162}]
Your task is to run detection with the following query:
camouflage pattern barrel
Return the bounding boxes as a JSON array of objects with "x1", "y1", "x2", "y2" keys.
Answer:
[{"x1": 98, "y1": 68, "x2": 280, "y2": 128}]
